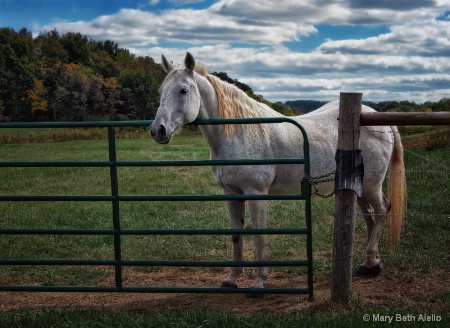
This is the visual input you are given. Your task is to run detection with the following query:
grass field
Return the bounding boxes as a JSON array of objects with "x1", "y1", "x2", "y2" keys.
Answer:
[
  {"x1": 0, "y1": 131, "x2": 449, "y2": 326},
  {"x1": 1, "y1": 308, "x2": 448, "y2": 327},
  {"x1": 0, "y1": 133, "x2": 329, "y2": 285}
]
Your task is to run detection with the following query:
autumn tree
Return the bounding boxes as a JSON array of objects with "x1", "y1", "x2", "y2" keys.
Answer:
[{"x1": 27, "y1": 79, "x2": 47, "y2": 114}]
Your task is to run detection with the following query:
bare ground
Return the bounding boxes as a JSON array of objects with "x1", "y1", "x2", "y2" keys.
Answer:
[
  {"x1": 1, "y1": 268, "x2": 448, "y2": 315},
  {"x1": 402, "y1": 134, "x2": 431, "y2": 149}
]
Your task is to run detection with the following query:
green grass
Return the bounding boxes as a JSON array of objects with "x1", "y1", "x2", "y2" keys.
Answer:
[
  {"x1": 0, "y1": 134, "x2": 448, "y2": 279},
  {"x1": 0, "y1": 127, "x2": 148, "y2": 144},
  {"x1": 386, "y1": 148, "x2": 450, "y2": 275},
  {"x1": 0, "y1": 308, "x2": 448, "y2": 328},
  {"x1": 0, "y1": 132, "x2": 449, "y2": 324}
]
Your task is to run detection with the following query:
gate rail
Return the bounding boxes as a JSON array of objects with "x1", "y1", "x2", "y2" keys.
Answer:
[{"x1": 0, "y1": 118, "x2": 313, "y2": 298}]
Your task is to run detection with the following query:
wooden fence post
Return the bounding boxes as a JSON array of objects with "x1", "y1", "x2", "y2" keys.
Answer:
[{"x1": 331, "y1": 92, "x2": 362, "y2": 303}]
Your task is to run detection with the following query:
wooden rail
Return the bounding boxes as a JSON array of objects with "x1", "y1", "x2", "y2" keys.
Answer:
[{"x1": 361, "y1": 111, "x2": 450, "y2": 126}]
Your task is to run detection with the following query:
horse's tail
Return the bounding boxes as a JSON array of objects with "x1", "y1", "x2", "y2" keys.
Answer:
[{"x1": 386, "y1": 126, "x2": 406, "y2": 250}]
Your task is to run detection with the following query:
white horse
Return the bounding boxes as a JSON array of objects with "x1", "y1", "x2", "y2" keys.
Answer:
[{"x1": 151, "y1": 52, "x2": 405, "y2": 297}]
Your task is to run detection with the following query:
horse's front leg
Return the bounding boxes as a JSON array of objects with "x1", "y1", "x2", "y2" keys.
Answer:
[
  {"x1": 247, "y1": 199, "x2": 269, "y2": 297},
  {"x1": 220, "y1": 199, "x2": 246, "y2": 289}
]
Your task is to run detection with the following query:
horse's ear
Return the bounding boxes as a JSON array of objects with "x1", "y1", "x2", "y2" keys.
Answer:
[
  {"x1": 161, "y1": 54, "x2": 175, "y2": 73},
  {"x1": 185, "y1": 52, "x2": 195, "y2": 73}
]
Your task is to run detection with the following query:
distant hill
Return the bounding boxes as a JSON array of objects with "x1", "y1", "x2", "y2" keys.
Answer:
[
  {"x1": 283, "y1": 100, "x2": 390, "y2": 114},
  {"x1": 284, "y1": 100, "x2": 328, "y2": 114}
]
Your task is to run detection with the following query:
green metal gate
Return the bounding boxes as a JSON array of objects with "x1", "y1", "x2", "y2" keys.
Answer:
[{"x1": 0, "y1": 118, "x2": 313, "y2": 299}]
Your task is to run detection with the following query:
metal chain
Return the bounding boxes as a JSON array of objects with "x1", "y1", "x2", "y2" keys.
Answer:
[{"x1": 308, "y1": 171, "x2": 335, "y2": 198}]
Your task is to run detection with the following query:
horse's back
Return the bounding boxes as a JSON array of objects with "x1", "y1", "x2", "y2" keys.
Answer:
[
  {"x1": 213, "y1": 100, "x2": 393, "y2": 196},
  {"x1": 292, "y1": 101, "x2": 394, "y2": 194}
]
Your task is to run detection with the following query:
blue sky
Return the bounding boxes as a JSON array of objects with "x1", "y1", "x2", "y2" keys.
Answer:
[{"x1": 1, "y1": 0, "x2": 450, "y2": 103}]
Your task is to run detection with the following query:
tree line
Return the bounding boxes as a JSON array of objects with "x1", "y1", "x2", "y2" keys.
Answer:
[
  {"x1": 0, "y1": 27, "x2": 448, "y2": 123},
  {"x1": 367, "y1": 99, "x2": 450, "y2": 113},
  {"x1": 0, "y1": 27, "x2": 168, "y2": 122},
  {"x1": 285, "y1": 99, "x2": 450, "y2": 115},
  {"x1": 0, "y1": 27, "x2": 281, "y2": 122}
]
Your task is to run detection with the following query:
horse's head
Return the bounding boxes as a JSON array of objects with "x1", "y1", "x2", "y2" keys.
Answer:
[{"x1": 151, "y1": 52, "x2": 201, "y2": 144}]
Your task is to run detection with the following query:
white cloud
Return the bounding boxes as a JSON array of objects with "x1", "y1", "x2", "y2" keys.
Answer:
[
  {"x1": 149, "y1": 44, "x2": 450, "y2": 77},
  {"x1": 250, "y1": 74, "x2": 450, "y2": 103},
  {"x1": 38, "y1": 0, "x2": 450, "y2": 102},
  {"x1": 169, "y1": 0, "x2": 205, "y2": 5},
  {"x1": 213, "y1": 0, "x2": 447, "y2": 25},
  {"x1": 319, "y1": 19, "x2": 450, "y2": 57},
  {"x1": 134, "y1": 44, "x2": 450, "y2": 102},
  {"x1": 41, "y1": 6, "x2": 316, "y2": 47},
  {"x1": 139, "y1": 0, "x2": 160, "y2": 7}
]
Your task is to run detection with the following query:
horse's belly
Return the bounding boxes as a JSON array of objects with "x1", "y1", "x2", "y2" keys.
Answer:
[
  {"x1": 211, "y1": 164, "x2": 277, "y2": 195},
  {"x1": 212, "y1": 164, "x2": 307, "y2": 195},
  {"x1": 268, "y1": 165, "x2": 304, "y2": 194}
]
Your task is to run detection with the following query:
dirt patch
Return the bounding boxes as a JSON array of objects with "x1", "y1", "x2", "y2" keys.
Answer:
[
  {"x1": 1, "y1": 268, "x2": 448, "y2": 315},
  {"x1": 402, "y1": 135, "x2": 430, "y2": 149}
]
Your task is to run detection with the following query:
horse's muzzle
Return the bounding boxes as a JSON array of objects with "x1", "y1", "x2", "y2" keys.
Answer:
[{"x1": 150, "y1": 124, "x2": 171, "y2": 144}]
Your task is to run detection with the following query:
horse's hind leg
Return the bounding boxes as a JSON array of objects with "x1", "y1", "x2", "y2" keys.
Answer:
[
  {"x1": 357, "y1": 191, "x2": 390, "y2": 277},
  {"x1": 220, "y1": 200, "x2": 246, "y2": 289},
  {"x1": 357, "y1": 196, "x2": 374, "y2": 242}
]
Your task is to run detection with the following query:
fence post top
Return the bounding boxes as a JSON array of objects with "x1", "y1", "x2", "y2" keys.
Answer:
[{"x1": 340, "y1": 91, "x2": 363, "y2": 95}]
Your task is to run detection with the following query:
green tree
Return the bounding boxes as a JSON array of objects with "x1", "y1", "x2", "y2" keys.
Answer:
[
  {"x1": 85, "y1": 75, "x2": 122, "y2": 121},
  {"x1": 34, "y1": 30, "x2": 69, "y2": 64},
  {"x1": 40, "y1": 61, "x2": 67, "y2": 120},
  {"x1": 103, "y1": 77, "x2": 122, "y2": 120},
  {"x1": 60, "y1": 32, "x2": 91, "y2": 65},
  {"x1": 118, "y1": 68, "x2": 159, "y2": 119},
  {"x1": 114, "y1": 48, "x2": 135, "y2": 71},
  {"x1": 434, "y1": 98, "x2": 450, "y2": 112},
  {"x1": 41, "y1": 62, "x2": 90, "y2": 121},
  {"x1": 272, "y1": 102, "x2": 295, "y2": 116},
  {"x1": 130, "y1": 56, "x2": 166, "y2": 85},
  {"x1": 89, "y1": 47, "x2": 119, "y2": 78},
  {"x1": 60, "y1": 63, "x2": 90, "y2": 121},
  {"x1": 86, "y1": 75, "x2": 107, "y2": 120},
  {"x1": 0, "y1": 28, "x2": 35, "y2": 120},
  {"x1": 211, "y1": 71, "x2": 253, "y2": 93}
]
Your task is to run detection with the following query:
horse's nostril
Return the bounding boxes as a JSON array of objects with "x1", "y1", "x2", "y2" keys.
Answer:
[{"x1": 158, "y1": 125, "x2": 166, "y2": 137}]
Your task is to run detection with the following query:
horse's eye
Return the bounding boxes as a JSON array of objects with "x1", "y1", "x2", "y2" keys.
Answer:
[{"x1": 180, "y1": 88, "x2": 188, "y2": 95}]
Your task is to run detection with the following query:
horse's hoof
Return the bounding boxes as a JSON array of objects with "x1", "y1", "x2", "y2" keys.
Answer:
[
  {"x1": 220, "y1": 281, "x2": 238, "y2": 289},
  {"x1": 356, "y1": 263, "x2": 382, "y2": 277},
  {"x1": 245, "y1": 288, "x2": 265, "y2": 299}
]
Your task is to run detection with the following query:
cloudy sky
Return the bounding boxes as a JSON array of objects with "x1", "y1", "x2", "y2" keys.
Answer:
[{"x1": 2, "y1": 0, "x2": 450, "y2": 103}]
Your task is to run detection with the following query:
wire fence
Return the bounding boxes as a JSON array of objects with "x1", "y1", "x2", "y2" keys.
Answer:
[{"x1": 348, "y1": 127, "x2": 450, "y2": 267}]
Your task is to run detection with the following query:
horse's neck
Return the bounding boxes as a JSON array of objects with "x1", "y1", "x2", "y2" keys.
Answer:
[
  {"x1": 194, "y1": 74, "x2": 283, "y2": 158},
  {"x1": 194, "y1": 74, "x2": 223, "y2": 154},
  {"x1": 196, "y1": 74, "x2": 220, "y2": 120}
]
